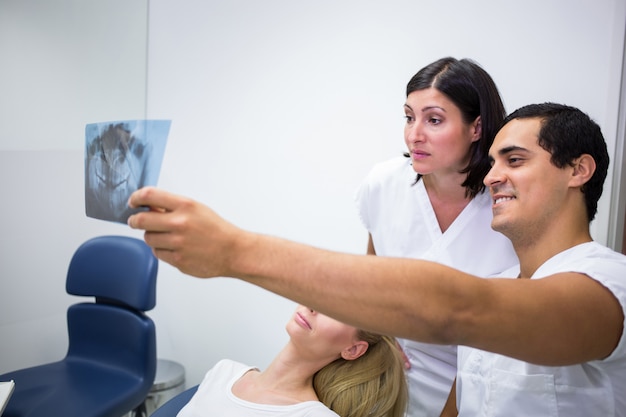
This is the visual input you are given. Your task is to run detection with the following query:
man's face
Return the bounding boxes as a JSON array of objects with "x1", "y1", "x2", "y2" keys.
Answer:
[{"x1": 484, "y1": 118, "x2": 573, "y2": 243}]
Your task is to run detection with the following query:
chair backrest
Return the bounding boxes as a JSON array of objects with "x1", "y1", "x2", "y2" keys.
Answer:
[
  {"x1": 64, "y1": 235, "x2": 158, "y2": 378},
  {"x1": 66, "y1": 235, "x2": 158, "y2": 311},
  {"x1": 66, "y1": 304, "x2": 156, "y2": 376}
]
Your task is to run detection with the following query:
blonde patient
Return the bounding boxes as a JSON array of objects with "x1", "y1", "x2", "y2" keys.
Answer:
[{"x1": 177, "y1": 305, "x2": 407, "y2": 417}]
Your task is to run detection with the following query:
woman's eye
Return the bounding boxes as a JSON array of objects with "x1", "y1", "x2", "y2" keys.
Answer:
[
  {"x1": 428, "y1": 117, "x2": 442, "y2": 125},
  {"x1": 404, "y1": 115, "x2": 414, "y2": 123}
]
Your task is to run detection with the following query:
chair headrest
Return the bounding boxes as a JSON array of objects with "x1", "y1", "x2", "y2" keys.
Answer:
[{"x1": 66, "y1": 235, "x2": 158, "y2": 311}]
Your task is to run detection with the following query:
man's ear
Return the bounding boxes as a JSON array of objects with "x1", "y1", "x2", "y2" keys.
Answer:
[
  {"x1": 341, "y1": 341, "x2": 369, "y2": 361},
  {"x1": 569, "y1": 154, "x2": 596, "y2": 188}
]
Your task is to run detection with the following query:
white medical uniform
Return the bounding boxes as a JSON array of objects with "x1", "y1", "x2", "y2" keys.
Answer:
[
  {"x1": 457, "y1": 242, "x2": 626, "y2": 417},
  {"x1": 355, "y1": 156, "x2": 518, "y2": 417}
]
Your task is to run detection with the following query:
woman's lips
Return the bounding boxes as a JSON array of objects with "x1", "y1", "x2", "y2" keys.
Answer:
[
  {"x1": 411, "y1": 150, "x2": 429, "y2": 159},
  {"x1": 295, "y1": 312, "x2": 312, "y2": 329}
]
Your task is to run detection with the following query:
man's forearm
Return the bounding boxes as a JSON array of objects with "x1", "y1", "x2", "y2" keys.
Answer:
[
  {"x1": 127, "y1": 187, "x2": 475, "y2": 344},
  {"x1": 232, "y1": 231, "x2": 469, "y2": 342}
]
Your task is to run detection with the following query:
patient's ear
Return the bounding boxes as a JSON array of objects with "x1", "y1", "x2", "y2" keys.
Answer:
[{"x1": 341, "y1": 341, "x2": 369, "y2": 361}]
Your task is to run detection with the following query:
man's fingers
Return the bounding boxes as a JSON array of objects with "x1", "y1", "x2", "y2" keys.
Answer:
[
  {"x1": 128, "y1": 186, "x2": 183, "y2": 212},
  {"x1": 142, "y1": 229, "x2": 176, "y2": 250},
  {"x1": 128, "y1": 209, "x2": 174, "y2": 232},
  {"x1": 152, "y1": 246, "x2": 176, "y2": 263}
]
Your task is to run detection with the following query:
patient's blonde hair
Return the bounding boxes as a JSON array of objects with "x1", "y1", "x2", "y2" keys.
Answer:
[{"x1": 313, "y1": 331, "x2": 408, "y2": 417}]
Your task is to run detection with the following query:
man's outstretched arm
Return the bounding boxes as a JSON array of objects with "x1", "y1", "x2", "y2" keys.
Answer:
[
  {"x1": 128, "y1": 188, "x2": 474, "y2": 342},
  {"x1": 128, "y1": 187, "x2": 623, "y2": 366}
]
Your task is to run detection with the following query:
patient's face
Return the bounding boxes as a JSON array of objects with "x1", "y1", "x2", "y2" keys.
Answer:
[{"x1": 286, "y1": 305, "x2": 360, "y2": 361}]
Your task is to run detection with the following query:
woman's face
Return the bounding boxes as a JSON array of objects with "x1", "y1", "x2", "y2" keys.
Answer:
[
  {"x1": 286, "y1": 306, "x2": 361, "y2": 361},
  {"x1": 404, "y1": 87, "x2": 480, "y2": 176}
]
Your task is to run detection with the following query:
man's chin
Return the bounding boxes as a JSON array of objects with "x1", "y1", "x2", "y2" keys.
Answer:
[{"x1": 491, "y1": 219, "x2": 510, "y2": 236}]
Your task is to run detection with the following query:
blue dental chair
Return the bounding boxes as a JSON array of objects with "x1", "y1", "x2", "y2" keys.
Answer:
[
  {"x1": 150, "y1": 385, "x2": 198, "y2": 417},
  {"x1": 0, "y1": 235, "x2": 158, "y2": 417}
]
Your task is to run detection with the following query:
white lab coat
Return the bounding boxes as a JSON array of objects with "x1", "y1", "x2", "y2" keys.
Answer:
[
  {"x1": 355, "y1": 156, "x2": 518, "y2": 417},
  {"x1": 457, "y1": 242, "x2": 626, "y2": 417}
]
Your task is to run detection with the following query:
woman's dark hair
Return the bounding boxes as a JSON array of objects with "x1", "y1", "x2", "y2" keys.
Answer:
[{"x1": 403, "y1": 57, "x2": 506, "y2": 198}]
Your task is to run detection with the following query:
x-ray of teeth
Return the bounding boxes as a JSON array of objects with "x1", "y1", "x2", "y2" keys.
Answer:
[{"x1": 85, "y1": 119, "x2": 170, "y2": 223}]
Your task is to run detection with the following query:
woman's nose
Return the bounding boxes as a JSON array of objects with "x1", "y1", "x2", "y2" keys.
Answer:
[{"x1": 405, "y1": 123, "x2": 423, "y2": 143}]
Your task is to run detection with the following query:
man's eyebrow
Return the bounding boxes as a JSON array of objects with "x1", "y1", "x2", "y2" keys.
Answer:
[
  {"x1": 498, "y1": 145, "x2": 528, "y2": 155},
  {"x1": 488, "y1": 145, "x2": 529, "y2": 162}
]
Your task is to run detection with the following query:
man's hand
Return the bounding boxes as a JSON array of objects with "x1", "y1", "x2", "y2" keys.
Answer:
[{"x1": 127, "y1": 186, "x2": 244, "y2": 278}]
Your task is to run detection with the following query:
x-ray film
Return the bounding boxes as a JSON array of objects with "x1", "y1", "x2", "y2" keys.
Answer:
[{"x1": 85, "y1": 119, "x2": 170, "y2": 223}]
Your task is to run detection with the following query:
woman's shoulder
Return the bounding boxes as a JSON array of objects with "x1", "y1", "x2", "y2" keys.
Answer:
[
  {"x1": 301, "y1": 403, "x2": 341, "y2": 417},
  {"x1": 361, "y1": 156, "x2": 415, "y2": 191},
  {"x1": 368, "y1": 155, "x2": 412, "y2": 177},
  {"x1": 206, "y1": 359, "x2": 255, "y2": 378}
]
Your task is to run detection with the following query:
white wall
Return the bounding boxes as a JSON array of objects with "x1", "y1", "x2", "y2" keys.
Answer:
[
  {"x1": 1, "y1": 0, "x2": 625, "y2": 389},
  {"x1": 0, "y1": 0, "x2": 149, "y2": 371},
  {"x1": 145, "y1": 0, "x2": 626, "y2": 386}
]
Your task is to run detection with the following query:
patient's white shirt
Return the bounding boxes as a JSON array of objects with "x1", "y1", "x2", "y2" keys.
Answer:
[
  {"x1": 457, "y1": 242, "x2": 626, "y2": 416},
  {"x1": 177, "y1": 359, "x2": 339, "y2": 417}
]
